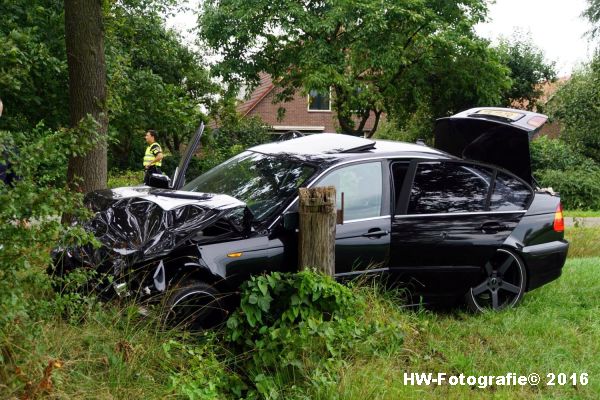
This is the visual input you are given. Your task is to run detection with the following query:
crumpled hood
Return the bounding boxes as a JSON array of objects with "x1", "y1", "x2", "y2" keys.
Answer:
[{"x1": 79, "y1": 187, "x2": 250, "y2": 271}]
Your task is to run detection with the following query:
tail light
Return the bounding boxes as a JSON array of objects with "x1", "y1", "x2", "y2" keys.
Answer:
[{"x1": 553, "y1": 203, "x2": 564, "y2": 232}]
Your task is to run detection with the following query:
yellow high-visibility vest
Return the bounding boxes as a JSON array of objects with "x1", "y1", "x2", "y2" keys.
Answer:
[{"x1": 143, "y1": 143, "x2": 162, "y2": 167}]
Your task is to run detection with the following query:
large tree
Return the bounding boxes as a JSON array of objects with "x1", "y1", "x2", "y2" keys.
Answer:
[
  {"x1": 64, "y1": 0, "x2": 108, "y2": 192},
  {"x1": 546, "y1": 56, "x2": 600, "y2": 162},
  {"x1": 0, "y1": 0, "x2": 215, "y2": 173},
  {"x1": 495, "y1": 34, "x2": 557, "y2": 110},
  {"x1": 199, "y1": 0, "x2": 507, "y2": 137}
]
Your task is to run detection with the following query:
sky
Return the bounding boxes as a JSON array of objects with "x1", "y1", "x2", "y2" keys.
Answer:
[
  {"x1": 475, "y1": 0, "x2": 594, "y2": 76},
  {"x1": 168, "y1": 0, "x2": 595, "y2": 77}
]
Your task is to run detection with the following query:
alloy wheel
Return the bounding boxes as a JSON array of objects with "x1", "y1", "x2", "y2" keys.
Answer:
[{"x1": 466, "y1": 248, "x2": 527, "y2": 312}]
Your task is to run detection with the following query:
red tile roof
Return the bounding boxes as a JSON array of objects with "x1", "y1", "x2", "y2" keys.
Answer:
[{"x1": 237, "y1": 72, "x2": 275, "y2": 116}]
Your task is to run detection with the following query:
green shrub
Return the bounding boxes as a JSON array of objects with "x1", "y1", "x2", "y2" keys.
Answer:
[
  {"x1": 530, "y1": 136, "x2": 598, "y2": 173},
  {"x1": 374, "y1": 110, "x2": 434, "y2": 145},
  {"x1": 225, "y1": 271, "x2": 404, "y2": 398},
  {"x1": 0, "y1": 122, "x2": 100, "y2": 391},
  {"x1": 537, "y1": 168, "x2": 600, "y2": 210},
  {"x1": 161, "y1": 116, "x2": 271, "y2": 182},
  {"x1": 107, "y1": 169, "x2": 144, "y2": 188}
]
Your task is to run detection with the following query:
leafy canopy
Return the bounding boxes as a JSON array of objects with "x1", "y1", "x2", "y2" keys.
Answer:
[
  {"x1": 0, "y1": 0, "x2": 215, "y2": 171},
  {"x1": 199, "y1": 0, "x2": 508, "y2": 137},
  {"x1": 495, "y1": 33, "x2": 557, "y2": 110},
  {"x1": 546, "y1": 57, "x2": 600, "y2": 163}
]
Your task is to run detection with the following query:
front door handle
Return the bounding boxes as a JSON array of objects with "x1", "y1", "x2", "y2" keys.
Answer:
[{"x1": 362, "y1": 228, "x2": 389, "y2": 239}]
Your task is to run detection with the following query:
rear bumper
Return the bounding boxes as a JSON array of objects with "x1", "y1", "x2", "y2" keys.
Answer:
[{"x1": 521, "y1": 240, "x2": 569, "y2": 291}]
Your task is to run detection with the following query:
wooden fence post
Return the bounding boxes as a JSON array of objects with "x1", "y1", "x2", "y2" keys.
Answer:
[{"x1": 298, "y1": 186, "x2": 336, "y2": 276}]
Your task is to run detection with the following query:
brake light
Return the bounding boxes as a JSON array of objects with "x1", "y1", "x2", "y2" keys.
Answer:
[{"x1": 553, "y1": 203, "x2": 564, "y2": 232}]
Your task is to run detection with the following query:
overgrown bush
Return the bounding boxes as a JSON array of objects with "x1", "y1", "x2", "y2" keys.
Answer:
[
  {"x1": 374, "y1": 109, "x2": 434, "y2": 145},
  {"x1": 224, "y1": 271, "x2": 404, "y2": 398},
  {"x1": 537, "y1": 168, "x2": 600, "y2": 210},
  {"x1": 162, "y1": 115, "x2": 271, "y2": 180},
  {"x1": 529, "y1": 136, "x2": 600, "y2": 210},
  {"x1": 530, "y1": 136, "x2": 598, "y2": 173},
  {"x1": 107, "y1": 169, "x2": 144, "y2": 188},
  {"x1": 0, "y1": 121, "x2": 100, "y2": 394}
]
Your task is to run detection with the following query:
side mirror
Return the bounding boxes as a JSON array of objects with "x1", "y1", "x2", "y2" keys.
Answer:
[
  {"x1": 147, "y1": 173, "x2": 171, "y2": 189},
  {"x1": 282, "y1": 212, "x2": 299, "y2": 231}
]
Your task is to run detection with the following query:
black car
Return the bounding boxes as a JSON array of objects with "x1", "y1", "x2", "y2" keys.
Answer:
[{"x1": 52, "y1": 107, "x2": 569, "y2": 327}]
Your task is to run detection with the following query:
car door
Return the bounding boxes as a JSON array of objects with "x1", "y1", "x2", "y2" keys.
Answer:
[
  {"x1": 171, "y1": 122, "x2": 205, "y2": 190},
  {"x1": 389, "y1": 160, "x2": 532, "y2": 293},
  {"x1": 313, "y1": 160, "x2": 391, "y2": 276}
]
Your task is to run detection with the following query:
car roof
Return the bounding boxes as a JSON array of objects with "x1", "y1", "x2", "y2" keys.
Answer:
[{"x1": 249, "y1": 133, "x2": 449, "y2": 162}]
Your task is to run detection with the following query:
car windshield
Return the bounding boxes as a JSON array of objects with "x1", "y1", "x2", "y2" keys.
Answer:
[{"x1": 182, "y1": 151, "x2": 316, "y2": 221}]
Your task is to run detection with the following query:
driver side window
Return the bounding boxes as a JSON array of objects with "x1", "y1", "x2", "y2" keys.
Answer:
[{"x1": 316, "y1": 162, "x2": 383, "y2": 221}]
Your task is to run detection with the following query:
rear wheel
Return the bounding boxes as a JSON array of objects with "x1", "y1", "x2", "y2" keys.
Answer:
[
  {"x1": 163, "y1": 281, "x2": 227, "y2": 330},
  {"x1": 465, "y1": 248, "x2": 527, "y2": 312}
]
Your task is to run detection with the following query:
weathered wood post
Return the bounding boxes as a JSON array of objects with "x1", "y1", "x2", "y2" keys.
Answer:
[{"x1": 298, "y1": 186, "x2": 336, "y2": 276}]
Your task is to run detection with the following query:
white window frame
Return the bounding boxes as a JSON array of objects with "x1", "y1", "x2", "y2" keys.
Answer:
[{"x1": 307, "y1": 87, "x2": 332, "y2": 112}]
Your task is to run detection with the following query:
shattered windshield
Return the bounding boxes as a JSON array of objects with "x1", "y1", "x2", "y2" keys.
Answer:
[{"x1": 182, "y1": 151, "x2": 315, "y2": 221}]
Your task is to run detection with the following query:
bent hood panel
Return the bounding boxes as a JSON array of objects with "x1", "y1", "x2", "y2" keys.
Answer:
[
  {"x1": 434, "y1": 108, "x2": 548, "y2": 185},
  {"x1": 82, "y1": 188, "x2": 249, "y2": 270}
]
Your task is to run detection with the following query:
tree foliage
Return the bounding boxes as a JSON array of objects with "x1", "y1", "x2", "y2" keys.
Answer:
[
  {"x1": 584, "y1": 0, "x2": 600, "y2": 37},
  {"x1": 199, "y1": 0, "x2": 509, "y2": 137},
  {"x1": 495, "y1": 33, "x2": 557, "y2": 110},
  {"x1": 0, "y1": 0, "x2": 215, "y2": 172},
  {"x1": 546, "y1": 57, "x2": 600, "y2": 163},
  {"x1": 106, "y1": 3, "x2": 217, "y2": 170},
  {"x1": 0, "y1": 0, "x2": 68, "y2": 131}
]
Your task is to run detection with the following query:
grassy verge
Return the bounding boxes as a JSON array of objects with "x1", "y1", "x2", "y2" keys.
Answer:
[
  {"x1": 564, "y1": 210, "x2": 600, "y2": 218},
  {"x1": 2, "y1": 224, "x2": 597, "y2": 399},
  {"x1": 339, "y1": 257, "x2": 600, "y2": 399},
  {"x1": 565, "y1": 226, "x2": 600, "y2": 258},
  {"x1": 2, "y1": 258, "x2": 597, "y2": 399}
]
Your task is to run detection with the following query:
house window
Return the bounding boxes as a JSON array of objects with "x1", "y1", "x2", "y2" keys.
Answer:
[{"x1": 308, "y1": 89, "x2": 331, "y2": 111}]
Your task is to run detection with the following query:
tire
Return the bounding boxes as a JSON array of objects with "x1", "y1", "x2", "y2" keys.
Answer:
[
  {"x1": 465, "y1": 248, "x2": 527, "y2": 313},
  {"x1": 163, "y1": 281, "x2": 227, "y2": 331}
]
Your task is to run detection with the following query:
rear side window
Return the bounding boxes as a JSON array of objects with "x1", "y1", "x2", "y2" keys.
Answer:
[
  {"x1": 489, "y1": 171, "x2": 532, "y2": 211},
  {"x1": 408, "y1": 162, "x2": 493, "y2": 214}
]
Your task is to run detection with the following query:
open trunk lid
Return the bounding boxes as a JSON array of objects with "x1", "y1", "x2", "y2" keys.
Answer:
[{"x1": 434, "y1": 107, "x2": 548, "y2": 185}]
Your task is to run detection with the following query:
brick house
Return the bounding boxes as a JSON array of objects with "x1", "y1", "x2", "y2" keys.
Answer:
[
  {"x1": 237, "y1": 73, "x2": 380, "y2": 135},
  {"x1": 513, "y1": 77, "x2": 569, "y2": 139}
]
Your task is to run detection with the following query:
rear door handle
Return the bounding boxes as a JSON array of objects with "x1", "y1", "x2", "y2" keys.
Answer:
[
  {"x1": 362, "y1": 228, "x2": 389, "y2": 239},
  {"x1": 481, "y1": 222, "x2": 503, "y2": 233}
]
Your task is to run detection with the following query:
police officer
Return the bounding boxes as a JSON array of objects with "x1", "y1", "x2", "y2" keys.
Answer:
[{"x1": 143, "y1": 129, "x2": 164, "y2": 185}]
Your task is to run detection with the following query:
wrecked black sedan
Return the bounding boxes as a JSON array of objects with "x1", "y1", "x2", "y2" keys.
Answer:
[{"x1": 52, "y1": 108, "x2": 568, "y2": 328}]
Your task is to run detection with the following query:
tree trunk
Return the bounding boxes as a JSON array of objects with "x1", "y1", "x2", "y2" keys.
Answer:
[
  {"x1": 366, "y1": 110, "x2": 383, "y2": 139},
  {"x1": 298, "y1": 186, "x2": 336, "y2": 276},
  {"x1": 64, "y1": 0, "x2": 108, "y2": 192}
]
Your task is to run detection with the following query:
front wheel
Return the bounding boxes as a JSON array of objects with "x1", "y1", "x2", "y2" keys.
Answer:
[
  {"x1": 465, "y1": 248, "x2": 527, "y2": 312},
  {"x1": 163, "y1": 281, "x2": 228, "y2": 331}
]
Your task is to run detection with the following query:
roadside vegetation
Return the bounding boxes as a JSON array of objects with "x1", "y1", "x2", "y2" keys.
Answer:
[
  {"x1": 2, "y1": 0, "x2": 600, "y2": 399},
  {"x1": 1, "y1": 126, "x2": 598, "y2": 398}
]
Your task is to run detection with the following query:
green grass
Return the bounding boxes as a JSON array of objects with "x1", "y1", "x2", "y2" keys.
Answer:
[
  {"x1": 2, "y1": 258, "x2": 596, "y2": 399},
  {"x1": 338, "y1": 257, "x2": 600, "y2": 399},
  {"x1": 2, "y1": 226, "x2": 598, "y2": 399},
  {"x1": 564, "y1": 210, "x2": 600, "y2": 218},
  {"x1": 565, "y1": 226, "x2": 600, "y2": 258}
]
